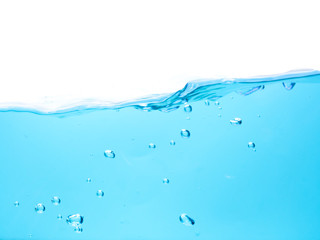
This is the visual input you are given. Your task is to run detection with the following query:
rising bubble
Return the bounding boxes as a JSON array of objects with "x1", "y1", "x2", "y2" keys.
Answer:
[
  {"x1": 230, "y1": 118, "x2": 242, "y2": 125},
  {"x1": 179, "y1": 213, "x2": 195, "y2": 226},
  {"x1": 66, "y1": 214, "x2": 84, "y2": 227},
  {"x1": 96, "y1": 190, "x2": 104, "y2": 198},
  {"x1": 104, "y1": 150, "x2": 115, "y2": 158},
  {"x1": 51, "y1": 196, "x2": 61, "y2": 206},
  {"x1": 248, "y1": 142, "x2": 256, "y2": 149},
  {"x1": 148, "y1": 143, "x2": 156, "y2": 149},
  {"x1": 57, "y1": 214, "x2": 63, "y2": 220},
  {"x1": 74, "y1": 226, "x2": 83, "y2": 233},
  {"x1": 214, "y1": 101, "x2": 220, "y2": 106},
  {"x1": 163, "y1": 178, "x2": 170, "y2": 184},
  {"x1": 184, "y1": 104, "x2": 192, "y2": 113},
  {"x1": 35, "y1": 203, "x2": 45, "y2": 213},
  {"x1": 14, "y1": 201, "x2": 19, "y2": 207},
  {"x1": 86, "y1": 178, "x2": 92, "y2": 183},
  {"x1": 170, "y1": 140, "x2": 176, "y2": 146},
  {"x1": 204, "y1": 100, "x2": 210, "y2": 106},
  {"x1": 180, "y1": 129, "x2": 191, "y2": 138}
]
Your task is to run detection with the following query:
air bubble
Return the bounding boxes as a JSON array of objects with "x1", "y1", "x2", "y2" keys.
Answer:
[
  {"x1": 14, "y1": 201, "x2": 19, "y2": 207},
  {"x1": 51, "y1": 196, "x2": 61, "y2": 206},
  {"x1": 214, "y1": 101, "x2": 220, "y2": 106},
  {"x1": 170, "y1": 140, "x2": 176, "y2": 146},
  {"x1": 96, "y1": 190, "x2": 104, "y2": 198},
  {"x1": 35, "y1": 203, "x2": 45, "y2": 213},
  {"x1": 163, "y1": 178, "x2": 170, "y2": 184},
  {"x1": 282, "y1": 82, "x2": 296, "y2": 90},
  {"x1": 248, "y1": 142, "x2": 256, "y2": 149},
  {"x1": 86, "y1": 178, "x2": 92, "y2": 183},
  {"x1": 57, "y1": 214, "x2": 63, "y2": 220},
  {"x1": 184, "y1": 104, "x2": 192, "y2": 113},
  {"x1": 204, "y1": 100, "x2": 210, "y2": 106},
  {"x1": 149, "y1": 143, "x2": 156, "y2": 149},
  {"x1": 230, "y1": 118, "x2": 242, "y2": 125},
  {"x1": 104, "y1": 150, "x2": 115, "y2": 158},
  {"x1": 179, "y1": 213, "x2": 195, "y2": 226},
  {"x1": 74, "y1": 226, "x2": 83, "y2": 233},
  {"x1": 66, "y1": 214, "x2": 84, "y2": 227},
  {"x1": 218, "y1": 114, "x2": 222, "y2": 117},
  {"x1": 180, "y1": 129, "x2": 191, "y2": 138}
]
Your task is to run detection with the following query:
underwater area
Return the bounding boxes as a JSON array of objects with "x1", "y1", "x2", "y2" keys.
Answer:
[{"x1": 1, "y1": 71, "x2": 320, "y2": 240}]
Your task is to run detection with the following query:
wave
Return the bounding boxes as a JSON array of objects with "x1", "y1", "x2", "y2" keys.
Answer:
[{"x1": 0, "y1": 69, "x2": 319, "y2": 115}]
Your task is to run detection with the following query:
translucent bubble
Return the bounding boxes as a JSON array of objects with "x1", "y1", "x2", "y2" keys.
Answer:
[
  {"x1": 51, "y1": 196, "x2": 61, "y2": 206},
  {"x1": 14, "y1": 201, "x2": 19, "y2": 207},
  {"x1": 163, "y1": 178, "x2": 170, "y2": 184},
  {"x1": 170, "y1": 140, "x2": 176, "y2": 146},
  {"x1": 184, "y1": 104, "x2": 192, "y2": 113},
  {"x1": 282, "y1": 82, "x2": 296, "y2": 90},
  {"x1": 248, "y1": 142, "x2": 256, "y2": 149},
  {"x1": 180, "y1": 129, "x2": 191, "y2": 138},
  {"x1": 218, "y1": 106, "x2": 222, "y2": 110},
  {"x1": 148, "y1": 143, "x2": 156, "y2": 149},
  {"x1": 86, "y1": 178, "x2": 92, "y2": 183},
  {"x1": 104, "y1": 150, "x2": 115, "y2": 158},
  {"x1": 186, "y1": 117, "x2": 191, "y2": 120},
  {"x1": 57, "y1": 214, "x2": 63, "y2": 220},
  {"x1": 218, "y1": 114, "x2": 222, "y2": 117},
  {"x1": 214, "y1": 101, "x2": 220, "y2": 106},
  {"x1": 204, "y1": 100, "x2": 210, "y2": 106},
  {"x1": 66, "y1": 214, "x2": 84, "y2": 227},
  {"x1": 179, "y1": 213, "x2": 195, "y2": 226},
  {"x1": 96, "y1": 190, "x2": 104, "y2": 198},
  {"x1": 35, "y1": 203, "x2": 45, "y2": 213},
  {"x1": 230, "y1": 118, "x2": 242, "y2": 125},
  {"x1": 74, "y1": 226, "x2": 83, "y2": 233}
]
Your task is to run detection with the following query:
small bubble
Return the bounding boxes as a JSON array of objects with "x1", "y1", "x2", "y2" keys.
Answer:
[
  {"x1": 51, "y1": 196, "x2": 61, "y2": 206},
  {"x1": 218, "y1": 106, "x2": 222, "y2": 110},
  {"x1": 57, "y1": 214, "x2": 63, "y2": 220},
  {"x1": 248, "y1": 142, "x2": 256, "y2": 149},
  {"x1": 96, "y1": 190, "x2": 104, "y2": 198},
  {"x1": 66, "y1": 214, "x2": 84, "y2": 227},
  {"x1": 104, "y1": 150, "x2": 115, "y2": 158},
  {"x1": 179, "y1": 213, "x2": 195, "y2": 226},
  {"x1": 35, "y1": 203, "x2": 45, "y2": 213},
  {"x1": 86, "y1": 178, "x2": 92, "y2": 183},
  {"x1": 186, "y1": 116, "x2": 191, "y2": 120},
  {"x1": 14, "y1": 201, "x2": 19, "y2": 207},
  {"x1": 180, "y1": 129, "x2": 191, "y2": 138},
  {"x1": 148, "y1": 143, "x2": 156, "y2": 149},
  {"x1": 28, "y1": 234, "x2": 32, "y2": 238},
  {"x1": 74, "y1": 226, "x2": 83, "y2": 233},
  {"x1": 230, "y1": 118, "x2": 242, "y2": 125},
  {"x1": 282, "y1": 82, "x2": 296, "y2": 90},
  {"x1": 163, "y1": 178, "x2": 170, "y2": 184},
  {"x1": 257, "y1": 114, "x2": 261, "y2": 118},
  {"x1": 184, "y1": 104, "x2": 192, "y2": 113},
  {"x1": 218, "y1": 114, "x2": 222, "y2": 117},
  {"x1": 204, "y1": 100, "x2": 210, "y2": 106},
  {"x1": 214, "y1": 101, "x2": 220, "y2": 106},
  {"x1": 170, "y1": 140, "x2": 176, "y2": 146}
]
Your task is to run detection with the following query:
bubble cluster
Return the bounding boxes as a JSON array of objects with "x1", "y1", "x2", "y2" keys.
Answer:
[
  {"x1": 104, "y1": 149, "x2": 115, "y2": 158},
  {"x1": 179, "y1": 213, "x2": 195, "y2": 226}
]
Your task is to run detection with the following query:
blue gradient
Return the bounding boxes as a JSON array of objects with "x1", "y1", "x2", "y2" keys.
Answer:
[{"x1": 1, "y1": 75, "x2": 320, "y2": 239}]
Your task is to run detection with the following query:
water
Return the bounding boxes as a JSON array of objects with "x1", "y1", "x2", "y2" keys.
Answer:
[{"x1": 1, "y1": 71, "x2": 320, "y2": 239}]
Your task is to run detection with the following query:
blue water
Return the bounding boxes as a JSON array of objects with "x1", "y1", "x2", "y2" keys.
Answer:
[{"x1": 1, "y1": 72, "x2": 320, "y2": 239}]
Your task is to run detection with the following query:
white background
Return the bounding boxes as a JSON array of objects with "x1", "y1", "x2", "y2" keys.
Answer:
[{"x1": 0, "y1": 0, "x2": 319, "y2": 107}]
